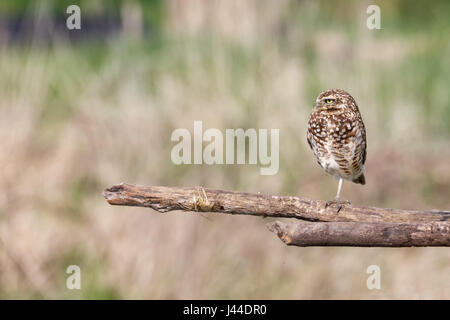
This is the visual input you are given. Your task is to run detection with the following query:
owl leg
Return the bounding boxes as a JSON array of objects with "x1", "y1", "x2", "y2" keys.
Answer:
[
  {"x1": 336, "y1": 177, "x2": 343, "y2": 199},
  {"x1": 325, "y1": 178, "x2": 350, "y2": 212}
]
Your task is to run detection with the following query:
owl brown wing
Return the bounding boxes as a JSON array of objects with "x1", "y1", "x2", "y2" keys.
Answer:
[
  {"x1": 361, "y1": 121, "x2": 367, "y2": 165},
  {"x1": 307, "y1": 134, "x2": 312, "y2": 150},
  {"x1": 362, "y1": 141, "x2": 367, "y2": 165}
]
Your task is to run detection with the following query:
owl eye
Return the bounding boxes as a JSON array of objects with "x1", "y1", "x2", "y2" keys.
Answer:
[{"x1": 325, "y1": 98, "x2": 335, "y2": 104}]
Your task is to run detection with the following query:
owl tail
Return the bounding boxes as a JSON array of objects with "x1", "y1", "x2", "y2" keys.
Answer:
[{"x1": 353, "y1": 173, "x2": 366, "y2": 185}]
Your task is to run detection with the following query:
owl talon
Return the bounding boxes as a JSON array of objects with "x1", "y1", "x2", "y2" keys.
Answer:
[{"x1": 325, "y1": 199, "x2": 350, "y2": 213}]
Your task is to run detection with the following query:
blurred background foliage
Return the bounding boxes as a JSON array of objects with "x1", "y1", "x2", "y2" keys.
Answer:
[{"x1": 0, "y1": 0, "x2": 449, "y2": 299}]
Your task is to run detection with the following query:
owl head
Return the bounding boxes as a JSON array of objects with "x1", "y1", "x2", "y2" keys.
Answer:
[{"x1": 313, "y1": 89, "x2": 355, "y2": 113}]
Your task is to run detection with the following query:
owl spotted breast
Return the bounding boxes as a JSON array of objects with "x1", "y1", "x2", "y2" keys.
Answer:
[{"x1": 307, "y1": 89, "x2": 367, "y2": 211}]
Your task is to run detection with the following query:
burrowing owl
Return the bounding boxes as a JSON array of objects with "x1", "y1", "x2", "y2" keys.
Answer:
[{"x1": 307, "y1": 89, "x2": 367, "y2": 211}]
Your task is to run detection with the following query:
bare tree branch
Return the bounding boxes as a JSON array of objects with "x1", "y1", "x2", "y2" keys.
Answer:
[
  {"x1": 103, "y1": 183, "x2": 450, "y2": 223},
  {"x1": 103, "y1": 183, "x2": 450, "y2": 247},
  {"x1": 267, "y1": 221, "x2": 450, "y2": 247}
]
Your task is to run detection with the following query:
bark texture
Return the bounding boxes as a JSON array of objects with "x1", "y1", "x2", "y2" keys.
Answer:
[{"x1": 103, "y1": 183, "x2": 450, "y2": 247}]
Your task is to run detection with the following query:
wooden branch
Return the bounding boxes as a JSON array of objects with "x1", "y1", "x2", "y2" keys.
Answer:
[
  {"x1": 103, "y1": 183, "x2": 450, "y2": 247},
  {"x1": 103, "y1": 183, "x2": 450, "y2": 223},
  {"x1": 267, "y1": 221, "x2": 450, "y2": 247}
]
